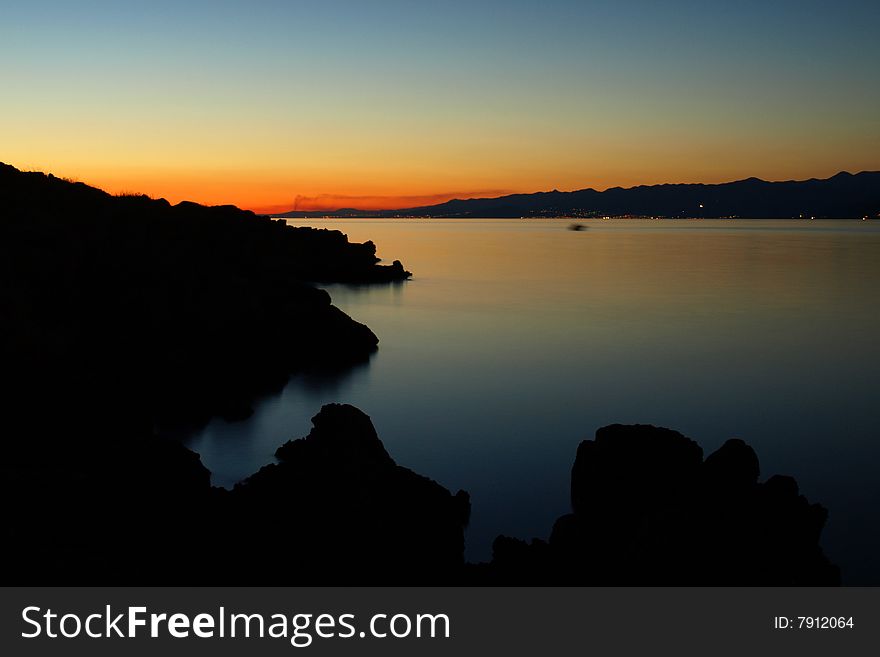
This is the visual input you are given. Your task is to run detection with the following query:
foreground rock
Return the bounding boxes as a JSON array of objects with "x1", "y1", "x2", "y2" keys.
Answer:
[
  {"x1": 486, "y1": 424, "x2": 839, "y2": 585},
  {"x1": 0, "y1": 162, "x2": 409, "y2": 449},
  {"x1": 5, "y1": 402, "x2": 839, "y2": 584},
  {"x1": 4, "y1": 404, "x2": 469, "y2": 584},
  {"x1": 227, "y1": 404, "x2": 470, "y2": 583}
]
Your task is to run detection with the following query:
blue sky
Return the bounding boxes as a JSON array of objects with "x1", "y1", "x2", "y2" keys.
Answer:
[{"x1": 2, "y1": 0, "x2": 878, "y2": 209}]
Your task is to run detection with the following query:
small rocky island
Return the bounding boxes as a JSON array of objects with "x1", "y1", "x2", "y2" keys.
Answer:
[{"x1": 1, "y1": 164, "x2": 838, "y2": 585}]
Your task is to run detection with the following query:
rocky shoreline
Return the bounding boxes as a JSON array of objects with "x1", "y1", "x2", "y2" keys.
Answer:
[
  {"x1": 5, "y1": 402, "x2": 838, "y2": 585},
  {"x1": 1, "y1": 162, "x2": 409, "y2": 434},
  {"x1": 1, "y1": 164, "x2": 410, "y2": 583}
]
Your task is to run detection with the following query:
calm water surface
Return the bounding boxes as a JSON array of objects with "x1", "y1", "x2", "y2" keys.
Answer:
[{"x1": 185, "y1": 219, "x2": 880, "y2": 583}]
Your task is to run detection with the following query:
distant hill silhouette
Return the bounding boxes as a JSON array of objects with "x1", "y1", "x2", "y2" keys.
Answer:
[{"x1": 278, "y1": 171, "x2": 880, "y2": 218}]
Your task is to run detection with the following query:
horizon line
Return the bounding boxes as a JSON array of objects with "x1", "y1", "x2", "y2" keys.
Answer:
[
  {"x1": 2, "y1": 161, "x2": 876, "y2": 215},
  {"x1": 266, "y1": 169, "x2": 879, "y2": 215}
]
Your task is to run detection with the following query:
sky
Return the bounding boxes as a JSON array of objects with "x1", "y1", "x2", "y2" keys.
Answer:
[{"x1": 2, "y1": 0, "x2": 878, "y2": 211}]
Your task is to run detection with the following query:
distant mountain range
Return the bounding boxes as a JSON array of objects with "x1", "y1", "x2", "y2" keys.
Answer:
[{"x1": 277, "y1": 171, "x2": 880, "y2": 219}]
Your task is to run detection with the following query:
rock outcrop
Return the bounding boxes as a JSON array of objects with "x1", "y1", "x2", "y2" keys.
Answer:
[
  {"x1": 487, "y1": 424, "x2": 839, "y2": 585},
  {"x1": 0, "y1": 162, "x2": 410, "y2": 447}
]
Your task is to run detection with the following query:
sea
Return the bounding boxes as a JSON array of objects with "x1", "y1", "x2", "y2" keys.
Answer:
[{"x1": 183, "y1": 218, "x2": 880, "y2": 583}]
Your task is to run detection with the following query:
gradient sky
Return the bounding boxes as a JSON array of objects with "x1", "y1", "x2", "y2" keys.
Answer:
[{"x1": 2, "y1": 0, "x2": 878, "y2": 211}]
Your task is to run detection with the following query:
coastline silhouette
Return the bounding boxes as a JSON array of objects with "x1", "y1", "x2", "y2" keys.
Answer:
[
  {"x1": 0, "y1": 165, "x2": 840, "y2": 585},
  {"x1": 278, "y1": 171, "x2": 880, "y2": 219},
  {"x1": 5, "y1": 401, "x2": 837, "y2": 585}
]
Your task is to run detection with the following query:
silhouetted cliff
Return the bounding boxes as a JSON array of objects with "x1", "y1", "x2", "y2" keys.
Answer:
[
  {"x1": 1, "y1": 164, "x2": 420, "y2": 584},
  {"x1": 0, "y1": 162, "x2": 410, "y2": 440}
]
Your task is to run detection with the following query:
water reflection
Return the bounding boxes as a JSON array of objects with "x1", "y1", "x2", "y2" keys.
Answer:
[{"x1": 183, "y1": 357, "x2": 373, "y2": 487}]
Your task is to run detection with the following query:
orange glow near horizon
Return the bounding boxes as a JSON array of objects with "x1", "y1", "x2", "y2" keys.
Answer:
[
  {"x1": 3, "y1": 2, "x2": 878, "y2": 216},
  {"x1": 51, "y1": 166, "x2": 520, "y2": 213},
  {"x1": 248, "y1": 190, "x2": 520, "y2": 214},
  {"x1": 8, "y1": 158, "x2": 879, "y2": 216}
]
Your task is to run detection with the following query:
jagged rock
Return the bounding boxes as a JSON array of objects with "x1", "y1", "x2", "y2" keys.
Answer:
[
  {"x1": 274, "y1": 403, "x2": 392, "y2": 465},
  {"x1": 227, "y1": 404, "x2": 470, "y2": 583},
  {"x1": 702, "y1": 438, "x2": 760, "y2": 494},
  {"x1": 489, "y1": 425, "x2": 839, "y2": 585},
  {"x1": 571, "y1": 423, "x2": 703, "y2": 519},
  {"x1": 5, "y1": 404, "x2": 470, "y2": 584},
  {"x1": 0, "y1": 162, "x2": 405, "y2": 444}
]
